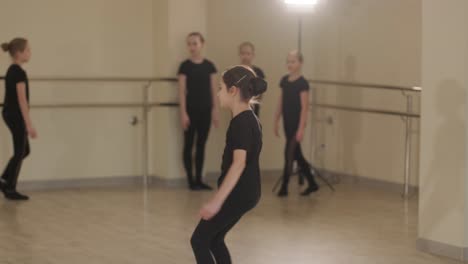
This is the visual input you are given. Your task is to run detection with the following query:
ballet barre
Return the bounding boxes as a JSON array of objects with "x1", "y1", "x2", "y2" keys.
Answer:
[
  {"x1": 1, "y1": 76, "x2": 421, "y2": 197},
  {"x1": 0, "y1": 76, "x2": 178, "y2": 188},
  {"x1": 308, "y1": 79, "x2": 421, "y2": 198}
]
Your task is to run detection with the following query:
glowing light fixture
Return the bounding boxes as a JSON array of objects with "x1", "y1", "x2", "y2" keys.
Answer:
[
  {"x1": 284, "y1": 0, "x2": 319, "y2": 14},
  {"x1": 284, "y1": 0, "x2": 319, "y2": 6}
]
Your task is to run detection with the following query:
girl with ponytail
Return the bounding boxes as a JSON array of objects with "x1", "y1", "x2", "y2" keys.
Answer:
[{"x1": 0, "y1": 38, "x2": 35, "y2": 201}]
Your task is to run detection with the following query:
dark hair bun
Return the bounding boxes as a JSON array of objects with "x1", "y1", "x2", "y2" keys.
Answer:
[
  {"x1": 1, "y1": 43, "x2": 9, "y2": 52},
  {"x1": 249, "y1": 77, "x2": 267, "y2": 96}
]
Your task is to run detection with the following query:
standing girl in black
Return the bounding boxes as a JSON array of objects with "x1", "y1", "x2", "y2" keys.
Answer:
[
  {"x1": 238, "y1": 42, "x2": 265, "y2": 117},
  {"x1": 191, "y1": 66, "x2": 267, "y2": 264},
  {"x1": 274, "y1": 50, "x2": 319, "y2": 197},
  {"x1": 0, "y1": 38, "x2": 37, "y2": 200},
  {"x1": 178, "y1": 32, "x2": 219, "y2": 191}
]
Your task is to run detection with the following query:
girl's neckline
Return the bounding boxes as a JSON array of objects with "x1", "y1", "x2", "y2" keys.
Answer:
[
  {"x1": 287, "y1": 74, "x2": 303, "y2": 83},
  {"x1": 189, "y1": 58, "x2": 205, "y2": 65},
  {"x1": 232, "y1": 109, "x2": 252, "y2": 120}
]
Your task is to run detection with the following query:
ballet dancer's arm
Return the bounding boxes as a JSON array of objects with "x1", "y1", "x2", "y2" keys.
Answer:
[
  {"x1": 274, "y1": 90, "x2": 283, "y2": 137},
  {"x1": 210, "y1": 73, "x2": 219, "y2": 128},
  {"x1": 200, "y1": 149, "x2": 247, "y2": 220},
  {"x1": 17, "y1": 82, "x2": 37, "y2": 139},
  {"x1": 178, "y1": 74, "x2": 190, "y2": 130},
  {"x1": 296, "y1": 91, "x2": 309, "y2": 142}
]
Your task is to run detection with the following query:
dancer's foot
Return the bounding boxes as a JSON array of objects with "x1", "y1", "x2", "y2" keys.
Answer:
[
  {"x1": 277, "y1": 185, "x2": 288, "y2": 197},
  {"x1": 196, "y1": 182, "x2": 213, "y2": 191},
  {"x1": 3, "y1": 190, "x2": 29, "y2": 201},
  {"x1": 189, "y1": 182, "x2": 202, "y2": 191},
  {"x1": 300, "y1": 184, "x2": 319, "y2": 196}
]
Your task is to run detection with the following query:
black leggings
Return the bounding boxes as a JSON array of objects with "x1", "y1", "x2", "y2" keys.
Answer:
[
  {"x1": 281, "y1": 136, "x2": 310, "y2": 186},
  {"x1": 183, "y1": 108, "x2": 211, "y2": 185},
  {"x1": 1, "y1": 112, "x2": 30, "y2": 191},
  {"x1": 191, "y1": 196, "x2": 255, "y2": 264}
]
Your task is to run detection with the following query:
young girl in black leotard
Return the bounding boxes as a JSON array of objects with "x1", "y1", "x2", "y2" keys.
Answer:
[
  {"x1": 238, "y1": 42, "x2": 265, "y2": 117},
  {"x1": 191, "y1": 65, "x2": 267, "y2": 264},
  {"x1": 0, "y1": 38, "x2": 37, "y2": 201},
  {"x1": 274, "y1": 50, "x2": 319, "y2": 197},
  {"x1": 178, "y1": 32, "x2": 219, "y2": 191}
]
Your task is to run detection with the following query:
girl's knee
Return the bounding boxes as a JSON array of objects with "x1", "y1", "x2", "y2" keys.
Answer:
[{"x1": 191, "y1": 231, "x2": 209, "y2": 250}]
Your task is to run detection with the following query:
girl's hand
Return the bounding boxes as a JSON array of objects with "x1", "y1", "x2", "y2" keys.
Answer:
[
  {"x1": 27, "y1": 125, "x2": 38, "y2": 139},
  {"x1": 199, "y1": 199, "x2": 222, "y2": 221},
  {"x1": 181, "y1": 112, "x2": 190, "y2": 131},
  {"x1": 212, "y1": 109, "x2": 219, "y2": 128},
  {"x1": 296, "y1": 129, "x2": 304, "y2": 142},
  {"x1": 274, "y1": 120, "x2": 280, "y2": 138}
]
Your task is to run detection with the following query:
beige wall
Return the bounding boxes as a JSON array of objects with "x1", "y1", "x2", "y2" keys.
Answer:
[
  {"x1": 0, "y1": 0, "x2": 154, "y2": 181},
  {"x1": 207, "y1": 0, "x2": 421, "y2": 185},
  {"x1": 419, "y1": 0, "x2": 468, "y2": 248},
  {"x1": 0, "y1": 0, "x2": 154, "y2": 76},
  {"x1": 309, "y1": 0, "x2": 421, "y2": 186}
]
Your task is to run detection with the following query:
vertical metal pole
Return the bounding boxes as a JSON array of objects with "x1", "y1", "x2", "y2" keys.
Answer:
[
  {"x1": 403, "y1": 94, "x2": 413, "y2": 198},
  {"x1": 142, "y1": 81, "x2": 151, "y2": 188},
  {"x1": 142, "y1": 82, "x2": 151, "y2": 229}
]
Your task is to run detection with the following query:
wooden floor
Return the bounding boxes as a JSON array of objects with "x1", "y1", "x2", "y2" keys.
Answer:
[{"x1": 0, "y1": 177, "x2": 461, "y2": 264}]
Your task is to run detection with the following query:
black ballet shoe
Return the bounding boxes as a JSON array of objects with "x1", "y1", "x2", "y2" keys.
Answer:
[
  {"x1": 4, "y1": 191, "x2": 29, "y2": 201},
  {"x1": 197, "y1": 182, "x2": 213, "y2": 191},
  {"x1": 189, "y1": 183, "x2": 203, "y2": 191},
  {"x1": 277, "y1": 185, "x2": 289, "y2": 197},
  {"x1": 0, "y1": 179, "x2": 9, "y2": 197},
  {"x1": 0, "y1": 179, "x2": 6, "y2": 192},
  {"x1": 299, "y1": 166, "x2": 320, "y2": 194},
  {"x1": 300, "y1": 184, "x2": 319, "y2": 196},
  {"x1": 298, "y1": 173, "x2": 305, "y2": 186}
]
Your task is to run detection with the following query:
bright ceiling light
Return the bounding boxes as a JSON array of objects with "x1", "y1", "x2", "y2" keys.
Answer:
[
  {"x1": 284, "y1": 0, "x2": 319, "y2": 6},
  {"x1": 284, "y1": 0, "x2": 320, "y2": 13}
]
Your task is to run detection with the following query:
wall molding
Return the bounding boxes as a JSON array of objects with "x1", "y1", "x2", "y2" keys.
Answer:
[
  {"x1": 19, "y1": 175, "x2": 145, "y2": 191},
  {"x1": 320, "y1": 169, "x2": 419, "y2": 194},
  {"x1": 18, "y1": 169, "x2": 418, "y2": 194},
  {"x1": 417, "y1": 238, "x2": 468, "y2": 262}
]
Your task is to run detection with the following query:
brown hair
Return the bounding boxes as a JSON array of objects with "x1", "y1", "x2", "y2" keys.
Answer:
[
  {"x1": 222, "y1": 65, "x2": 267, "y2": 102},
  {"x1": 1, "y1": 38, "x2": 28, "y2": 57},
  {"x1": 239, "y1": 41, "x2": 255, "y2": 52},
  {"x1": 187, "y1": 32, "x2": 205, "y2": 43}
]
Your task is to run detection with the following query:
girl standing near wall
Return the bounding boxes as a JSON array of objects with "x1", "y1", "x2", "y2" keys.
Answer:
[
  {"x1": 178, "y1": 32, "x2": 219, "y2": 191},
  {"x1": 274, "y1": 50, "x2": 319, "y2": 197},
  {"x1": 238, "y1": 42, "x2": 265, "y2": 117},
  {"x1": 0, "y1": 38, "x2": 36, "y2": 201}
]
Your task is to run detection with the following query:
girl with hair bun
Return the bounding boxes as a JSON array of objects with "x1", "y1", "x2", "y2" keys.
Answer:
[
  {"x1": 190, "y1": 65, "x2": 267, "y2": 264},
  {"x1": 0, "y1": 37, "x2": 35, "y2": 201}
]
